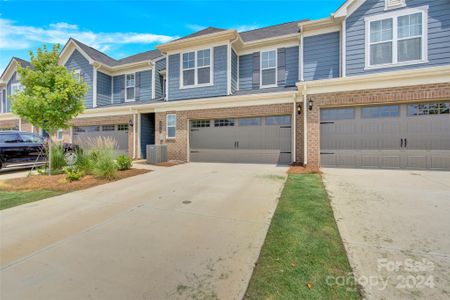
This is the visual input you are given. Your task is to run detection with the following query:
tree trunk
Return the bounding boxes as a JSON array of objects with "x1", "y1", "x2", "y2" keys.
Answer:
[{"x1": 48, "y1": 137, "x2": 52, "y2": 176}]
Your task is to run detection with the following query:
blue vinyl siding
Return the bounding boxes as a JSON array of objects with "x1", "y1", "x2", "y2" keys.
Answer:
[
  {"x1": 154, "y1": 59, "x2": 166, "y2": 99},
  {"x1": 140, "y1": 113, "x2": 155, "y2": 158},
  {"x1": 346, "y1": 0, "x2": 450, "y2": 76},
  {"x1": 97, "y1": 71, "x2": 112, "y2": 106},
  {"x1": 6, "y1": 72, "x2": 19, "y2": 112},
  {"x1": 285, "y1": 46, "x2": 300, "y2": 86},
  {"x1": 113, "y1": 75, "x2": 124, "y2": 104},
  {"x1": 168, "y1": 45, "x2": 228, "y2": 100},
  {"x1": 231, "y1": 49, "x2": 238, "y2": 93},
  {"x1": 65, "y1": 49, "x2": 93, "y2": 108},
  {"x1": 238, "y1": 54, "x2": 253, "y2": 90},
  {"x1": 138, "y1": 70, "x2": 152, "y2": 101},
  {"x1": 304, "y1": 32, "x2": 340, "y2": 81}
]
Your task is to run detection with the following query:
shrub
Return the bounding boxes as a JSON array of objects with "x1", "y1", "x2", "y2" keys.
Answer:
[
  {"x1": 64, "y1": 166, "x2": 84, "y2": 182},
  {"x1": 75, "y1": 149, "x2": 93, "y2": 174},
  {"x1": 92, "y1": 151, "x2": 117, "y2": 180},
  {"x1": 116, "y1": 154, "x2": 133, "y2": 170},
  {"x1": 87, "y1": 137, "x2": 118, "y2": 180},
  {"x1": 49, "y1": 143, "x2": 66, "y2": 174}
]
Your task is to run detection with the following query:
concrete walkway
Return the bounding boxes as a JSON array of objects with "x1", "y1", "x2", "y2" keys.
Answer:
[
  {"x1": 0, "y1": 163, "x2": 287, "y2": 300},
  {"x1": 322, "y1": 168, "x2": 450, "y2": 300}
]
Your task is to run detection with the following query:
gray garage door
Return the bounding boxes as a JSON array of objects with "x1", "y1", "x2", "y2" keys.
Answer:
[
  {"x1": 73, "y1": 124, "x2": 129, "y2": 155},
  {"x1": 189, "y1": 116, "x2": 292, "y2": 164},
  {"x1": 320, "y1": 102, "x2": 450, "y2": 170}
]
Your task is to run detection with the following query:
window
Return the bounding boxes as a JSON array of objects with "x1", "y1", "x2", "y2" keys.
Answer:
[
  {"x1": 117, "y1": 124, "x2": 129, "y2": 131},
  {"x1": 20, "y1": 133, "x2": 43, "y2": 143},
  {"x1": 408, "y1": 102, "x2": 450, "y2": 116},
  {"x1": 102, "y1": 125, "x2": 115, "y2": 131},
  {"x1": 181, "y1": 49, "x2": 211, "y2": 87},
  {"x1": 11, "y1": 83, "x2": 23, "y2": 95},
  {"x1": 192, "y1": 120, "x2": 210, "y2": 128},
  {"x1": 166, "y1": 114, "x2": 176, "y2": 138},
  {"x1": 126, "y1": 73, "x2": 135, "y2": 101},
  {"x1": 73, "y1": 69, "x2": 81, "y2": 82},
  {"x1": 365, "y1": 7, "x2": 427, "y2": 68},
  {"x1": 266, "y1": 116, "x2": 291, "y2": 125},
  {"x1": 320, "y1": 108, "x2": 355, "y2": 121},
  {"x1": 0, "y1": 133, "x2": 20, "y2": 143},
  {"x1": 73, "y1": 126, "x2": 99, "y2": 133},
  {"x1": 362, "y1": 105, "x2": 400, "y2": 118},
  {"x1": 57, "y1": 130, "x2": 64, "y2": 141},
  {"x1": 260, "y1": 50, "x2": 277, "y2": 87},
  {"x1": 214, "y1": 119, "x2": 235, "y2": 127},
  {"x1": 239, "y1": 117, "x2": 261, "y2": 126}
]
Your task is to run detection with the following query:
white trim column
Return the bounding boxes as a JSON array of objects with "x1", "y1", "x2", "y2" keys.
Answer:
[
  {"x1": 93, "y1": 65, "x2": 98, "y2": 108},
  {"x1": 341, "y1": 19, "x2": 347, "y2": 77},
  {"x1": 227, "y1": 43, "x2": 232, "y2": 95},
  {"x1": 151, "y1": 61, "x2": 156, "y2": 99}
]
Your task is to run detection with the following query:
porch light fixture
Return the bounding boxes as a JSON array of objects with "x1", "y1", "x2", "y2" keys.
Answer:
[
  {"x1": 297, "y1": 103, "x2": 302, "y2": 115},
  {"x1": 308, "y1": 99, "x2": 314, "y2": 111},
  {"x1": 128, "y1": 119, "x2": 134, "y2": 127}
]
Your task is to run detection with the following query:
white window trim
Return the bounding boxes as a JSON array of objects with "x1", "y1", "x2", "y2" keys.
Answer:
[
  {"x1": 125, "y1": 72, "x2": 136, "y2": 102},
  {"x1": 260, "y1": 49, "x2": 278, "y2": 89},
  {"x1": 11, "y1": 82, "x2": 23, "y2": 95},
  {"x1": 57, "y1": 129, "x2": 64, "y2": 141},
  {"x1": 179, "y1": 48, "x2": 214, "y2": 89},
  {"x1": 364, "y1": 6, "x2": 428, "y2": 70},
  {"x1": 74, "y1": 69, "x2": 81, "y2": 82},
  {"x1": 166, "y1": 114, "x2": 176, "y2": 139},
  {"x1": 385, "y1": 0, "x2": 406, "y2": 11}
]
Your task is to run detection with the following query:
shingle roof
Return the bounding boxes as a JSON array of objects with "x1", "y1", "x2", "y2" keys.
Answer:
[
  {"x1": 115, "y1": 49, "x2": 163, "y2": 65},
  {"x1": 239, "y1": 20, "x2": 306, "y2": 42},
  {"x1": 173, "y1": 27, "x2": 226, "y2": 42},
  {"x1": 70, "y1": 38, "x2": 163, "y2": 67}
]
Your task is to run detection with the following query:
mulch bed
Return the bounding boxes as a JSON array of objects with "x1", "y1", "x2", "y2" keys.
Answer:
[
  {"x1": 0, "y1": 168, "x2": 149, "y2": 193},
  {"x1": 288, "y1": 165, "x2": 321, "y2": 174}
]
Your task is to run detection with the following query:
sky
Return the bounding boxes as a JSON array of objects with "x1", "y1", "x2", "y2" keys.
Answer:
[{"x1": 0, "y1": 0, "x2": 344, "y2": 71}]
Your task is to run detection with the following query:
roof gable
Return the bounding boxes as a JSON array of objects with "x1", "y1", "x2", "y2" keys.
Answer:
[{"x1": 0, "y1": 57, "x2": 31, "y2": 84}]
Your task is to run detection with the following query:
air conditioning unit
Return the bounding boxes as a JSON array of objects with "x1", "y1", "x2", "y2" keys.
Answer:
[{"x1": 146, "y1": 144, "x2": 167, "y2": 164}]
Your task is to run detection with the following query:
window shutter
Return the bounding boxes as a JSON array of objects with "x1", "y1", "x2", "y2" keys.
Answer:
[
  {"x1": 120, "y1": 76, "x2": 125, "y2": 102},
  {"x1": 277, "y1": 48, "x2": 286, "y2": 86},
  {"x1": 135, "y1": 72, "x2": 141, "y2": 101},
  {"x1": 252, "y1": 52, "x2": 260, "y2": 89}
]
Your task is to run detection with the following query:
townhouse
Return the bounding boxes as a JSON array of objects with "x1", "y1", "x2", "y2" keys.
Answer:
[{"x1": 1, "y1": 0, "x2": 449, "y2": 170}]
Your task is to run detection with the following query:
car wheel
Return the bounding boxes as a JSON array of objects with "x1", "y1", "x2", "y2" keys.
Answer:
[{"x1": 64, "y1": 151, "x2": 78, "y2": 166}]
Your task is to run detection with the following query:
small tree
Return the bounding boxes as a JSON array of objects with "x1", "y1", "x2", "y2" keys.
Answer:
[{"x1": 11, "y1": 44, "x2": 88, "y2": 174}]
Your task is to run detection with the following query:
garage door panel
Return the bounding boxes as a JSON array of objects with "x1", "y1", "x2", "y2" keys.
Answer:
[
  {"x1": 73, "y1": 125, "x2": 128, "y2": 156},
  {"x1": 190, "y1": 116, "x2": 291, "y2": 165},
  {"x1": 320, "y1": 102, "x2": 450, "y2": 170}
]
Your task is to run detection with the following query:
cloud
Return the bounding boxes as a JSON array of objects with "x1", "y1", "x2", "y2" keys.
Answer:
[{"x1": 0, "y1": 18, "x2": 177, "y2": 51}]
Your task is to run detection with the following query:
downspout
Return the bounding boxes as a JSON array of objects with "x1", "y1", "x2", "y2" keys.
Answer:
[
  {"x1": 302, "y1": 83, "x2": 308, "y2": 166},
  {"x1": 133, "y1": 112, "x2": 137, "y2": 159},
  {"x1": 151, "y1": 60, "x2": 156, "y2": 99},
  {"x1": 228, "y1": 33, "x2": 239, "y2": 95}
]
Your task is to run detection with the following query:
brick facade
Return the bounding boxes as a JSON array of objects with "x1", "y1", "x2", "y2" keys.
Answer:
[
  {"x1": 155, "y1": 103, "x2": 294, "y2": 162},
  {"x1": 298, "y1": 82, "x2": 450, "y2": 169},
  {"x1": 0, "y1": 119, "x2": 19, "y2": 130}
]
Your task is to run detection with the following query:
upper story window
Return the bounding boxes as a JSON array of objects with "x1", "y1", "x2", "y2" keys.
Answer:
[
  {"x1": 73, "y1": 69, "x2": 81, "y2": 82},
  {"x1": 125, "y1": 73, "x2": 135, "y2": 101},
  {"x1": 181, "y1": 48, "x2": 212, "y2": 88},
  {"x1": 365, "y1": 6, "x2": 427, "y2": 69},
  {"x1": 11, "y1": 83, "x2": 23, "y2": 95},
  {"x1": 260, "y1": 50, "x2": 277, "y2": 87}
]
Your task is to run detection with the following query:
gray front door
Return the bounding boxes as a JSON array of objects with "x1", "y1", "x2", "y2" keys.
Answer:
[
  {"x1": 320, "y1": 102, "x2": 450, "y2": 170},
  {"x1": 189, "y1": 116, "x2": 292, "y2": 165},
  {"x1": 73, "y1": 124, "x2": 129, "y2": 156}
]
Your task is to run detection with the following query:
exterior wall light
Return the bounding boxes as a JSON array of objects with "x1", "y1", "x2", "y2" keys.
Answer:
[
  {"x1": 297, "y1": 103, "x2": 302, "y2": 115},
  {"x1": 128, "y1": 119, "x2": 134, "y2": 127},
  {"x1": 308, "y1": 99, "x2": 314, "y2": 111}
]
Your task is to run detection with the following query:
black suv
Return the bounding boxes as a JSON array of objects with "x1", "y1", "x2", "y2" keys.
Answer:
[{"x1": 0, "y1": 131, "x2": 78, "y2": 170}]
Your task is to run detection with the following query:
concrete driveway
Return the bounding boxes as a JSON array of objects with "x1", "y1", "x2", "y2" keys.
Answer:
[
  {"x1": 322, "y1": 168, "x2": 450, "y2": 300},
  {"x1": 0, "y1": 163, "x2": 287, "y2": 300}
]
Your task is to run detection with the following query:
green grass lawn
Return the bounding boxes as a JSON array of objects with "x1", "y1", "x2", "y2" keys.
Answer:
[
  {"x1": 245, "y1": 174, "x2": 360, "y2": 300},
  {"x1": 0, "y1": 190, "x2": 64, "y2": 210}
]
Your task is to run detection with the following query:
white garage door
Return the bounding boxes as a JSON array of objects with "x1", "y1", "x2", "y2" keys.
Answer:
[
  {"x1": 189, "y1": 116, "x2": 292, "y2": 165},
  {"x1": 320, "y1": 102, "x2": 450, "y2": 170},
  {"x1": 73, "y1": 124, "x2": 129, "y2": 155}
]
